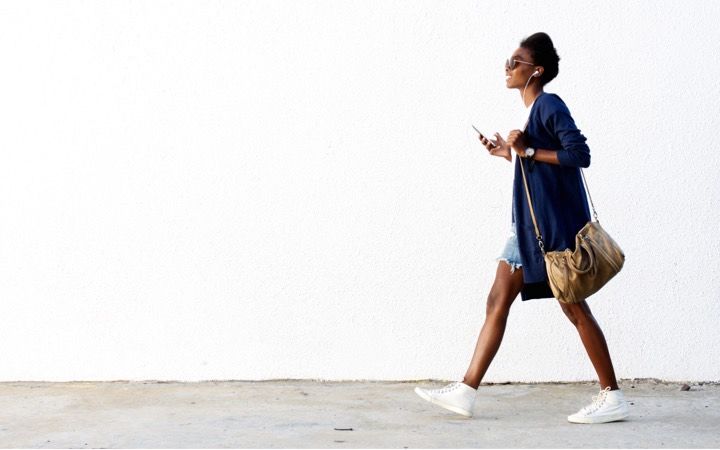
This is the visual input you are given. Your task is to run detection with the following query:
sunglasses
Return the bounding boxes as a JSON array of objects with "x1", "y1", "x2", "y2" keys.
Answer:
[{"x1": 505, "y1": 58, "x2": 535, "y2": 70}]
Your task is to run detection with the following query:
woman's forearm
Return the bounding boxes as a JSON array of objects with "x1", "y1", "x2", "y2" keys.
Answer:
[{"x1": 531, "y1": 148, "x2": 560, "y2": 165}]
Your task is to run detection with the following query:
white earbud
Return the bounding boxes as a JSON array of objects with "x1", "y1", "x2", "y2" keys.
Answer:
[{"x1": 533, "y1": 70, "x2": 541, "y2": 77}]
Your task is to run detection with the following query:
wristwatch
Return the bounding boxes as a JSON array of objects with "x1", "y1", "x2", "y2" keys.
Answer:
[{"x1": 524, "y1": 147, "x2": 536, "y2": 159}]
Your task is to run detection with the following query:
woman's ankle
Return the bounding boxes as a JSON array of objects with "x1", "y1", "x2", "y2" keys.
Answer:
[{"x1": 462, "y1": 377, "x2": 480, "y2": 390}]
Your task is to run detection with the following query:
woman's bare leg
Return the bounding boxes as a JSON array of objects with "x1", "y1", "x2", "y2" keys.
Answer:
[
  {"x1": 462, "y1": 262, "x2": 525, "y2": 389},
  {"x1": 559, "y1": 300, "x2": 619, "y2": 390}
]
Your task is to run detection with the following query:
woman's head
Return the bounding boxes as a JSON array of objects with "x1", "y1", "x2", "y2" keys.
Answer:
[{"x1": 518, "y1": 32, "x2": 560, "y2": 86}]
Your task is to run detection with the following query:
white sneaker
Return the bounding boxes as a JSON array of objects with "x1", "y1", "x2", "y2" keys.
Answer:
[
  {"x1": 567, "y1": 386, "x2": 630, "y2": 424},
  {"x1": 414, "y1": 381, "x2": 477, "y2": 417}
]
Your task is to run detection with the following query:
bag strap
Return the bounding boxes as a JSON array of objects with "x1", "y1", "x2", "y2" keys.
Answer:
[
  {"x1": 518, "y1": 156, "x2": 600, "y2": 255},
  {"x1": 579, "y1": 168, "x2": 599, "y2": 223},
  {"x1": 518, "y1": 156, "x2": 546, "y2": 254}
]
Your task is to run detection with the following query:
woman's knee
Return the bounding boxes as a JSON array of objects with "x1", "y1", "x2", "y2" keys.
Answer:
[
  {"x1": 486, "y1": 288, "x2": 514, "y2": 319},
  {"x1": 485, "y1": 263, "x2": 522, "y2": 318},
  {"x1": 559, "y1": 300, "x2": 592, "y2": 327}
]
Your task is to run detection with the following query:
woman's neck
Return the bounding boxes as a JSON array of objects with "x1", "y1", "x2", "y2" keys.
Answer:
[{"x1": 522, "y1": 85, "x2": 544, "y2": 108}]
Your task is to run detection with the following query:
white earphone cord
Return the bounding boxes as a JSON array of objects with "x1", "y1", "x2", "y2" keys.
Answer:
[{"x1": 522, "y1": 71, "x2": 539, "y2": 105}]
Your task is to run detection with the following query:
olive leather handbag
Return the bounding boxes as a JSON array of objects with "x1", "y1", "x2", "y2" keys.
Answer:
[{"x1": 518, "y1": 158, "x2": 625, "y2": 304}]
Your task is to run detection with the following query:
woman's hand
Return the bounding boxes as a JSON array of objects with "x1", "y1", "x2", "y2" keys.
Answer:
[
  {"x1": 480, "y1": 132, "x2": 511, "y2": 162},
  {"x1": 506, "y1": 129, "x2": 529, "y2": 156}
]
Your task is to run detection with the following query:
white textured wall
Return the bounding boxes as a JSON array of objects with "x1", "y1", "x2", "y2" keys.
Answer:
[{"x1": 1, "y1": 0, "x2": 718, "y2": 382}]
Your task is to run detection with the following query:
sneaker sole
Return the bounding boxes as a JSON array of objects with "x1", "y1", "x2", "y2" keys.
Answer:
[
  {"x1": 414, "y1": 387, "x2": 473, "y2": 418},
  {"x1": 567, "y1": 411, "x2": 629, "y2": 424}
]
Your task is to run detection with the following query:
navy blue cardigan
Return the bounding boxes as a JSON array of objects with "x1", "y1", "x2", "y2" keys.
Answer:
[{"x1": 512, "y1": 93, "x2": 592, "y2": 301}]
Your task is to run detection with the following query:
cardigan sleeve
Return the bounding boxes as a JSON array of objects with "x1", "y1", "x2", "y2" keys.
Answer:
[{"x1": 543, "y1": 97, "x2": 591, "y2": 168}]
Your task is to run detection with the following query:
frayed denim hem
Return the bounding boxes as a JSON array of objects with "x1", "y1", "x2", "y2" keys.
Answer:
[
  {"x1": 497, "y1": 258, "x2": 522, "y2": 273},
  {"x1": 498, "y1": 223, "x2": 522, "y2": 273}
]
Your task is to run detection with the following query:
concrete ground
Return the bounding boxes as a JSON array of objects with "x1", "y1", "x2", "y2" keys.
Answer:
[{"x1": 0, "y1": 379, "x2": 717, "y2": 448}]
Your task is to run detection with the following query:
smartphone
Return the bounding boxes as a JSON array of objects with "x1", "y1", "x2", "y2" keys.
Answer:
[{"x1": 471, "y1": 124, "x2": 496, "y2": 147}]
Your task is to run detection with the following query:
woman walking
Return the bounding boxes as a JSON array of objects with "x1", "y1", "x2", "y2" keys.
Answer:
[{"x1": 414, "y1": 32, "x2": 629, "y2": 424}]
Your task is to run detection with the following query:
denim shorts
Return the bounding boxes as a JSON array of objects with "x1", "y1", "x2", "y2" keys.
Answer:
[{"x1": 497, "y1": 225, "x2": 523, "y2": 273}]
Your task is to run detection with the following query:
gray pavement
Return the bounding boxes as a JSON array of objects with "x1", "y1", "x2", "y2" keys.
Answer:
[{"x1": 0, "y1": 379, "x2": 718, "y2": 448}]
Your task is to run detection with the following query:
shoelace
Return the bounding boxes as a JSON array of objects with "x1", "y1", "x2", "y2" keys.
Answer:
[
  {"x1": 435, "y1": 382, "x2": 460, "y2": 394},
  {"x1": 581, "y1": 386, "x2": 612, "y2": 414}
]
